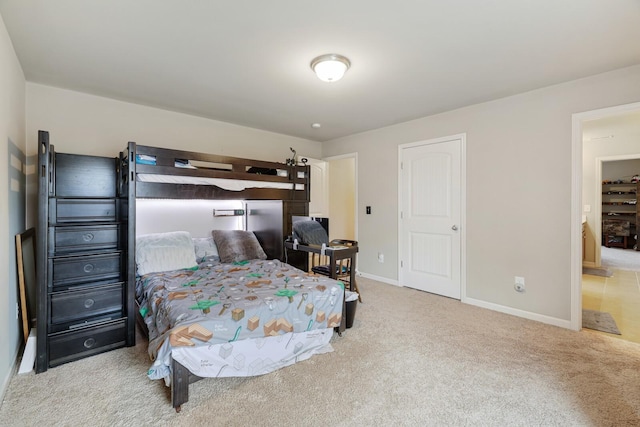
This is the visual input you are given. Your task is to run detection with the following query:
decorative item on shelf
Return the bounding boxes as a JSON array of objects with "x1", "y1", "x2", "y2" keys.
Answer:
[{"x1": 286, "y1": 147, "x2": 297, "y2": 167}]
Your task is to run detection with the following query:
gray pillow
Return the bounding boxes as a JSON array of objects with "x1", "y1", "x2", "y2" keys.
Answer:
[{"x1": 211, "y1": 230, "x2": 267, "y2": 263}]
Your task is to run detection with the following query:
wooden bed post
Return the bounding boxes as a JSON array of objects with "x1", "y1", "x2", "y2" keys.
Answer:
[
  {"x1": 171, "y1": 358, "x2": 190, "y2": 412},
  {"x1": 126, "y1": 142, "x2": 137, "y2": 346},
  {"x1": 35, "y1": 131, "x2": 51, "y2": 373}
]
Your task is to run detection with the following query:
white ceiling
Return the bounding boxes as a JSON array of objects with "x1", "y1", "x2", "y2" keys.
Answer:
[{"x1": 1, "y1": 1, "x2": 639, "y2": 142}]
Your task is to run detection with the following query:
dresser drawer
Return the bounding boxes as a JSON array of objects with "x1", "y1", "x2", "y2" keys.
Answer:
[
  {"x1": 50, "y1": 282, "x2": 124, "y2": 327},
  {"x1": 49, "y1": 224, "x2": 120, "y2": 255},
  {"x1": 50, "y1": 252, "x2": 122, "y2": 288},
  {"x1": 48, "y1": 319, "x2": 126, "y2": 367},
  {"x1": 49, "y1": 198, "x2": 117, "y2": 224},
  {"x1": 54, "y1": 153, "x2": 117, "y2": 198}
]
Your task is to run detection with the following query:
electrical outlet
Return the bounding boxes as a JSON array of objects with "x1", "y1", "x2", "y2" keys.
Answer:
[
  {"x1": 378, "y1": 252, "x2": 384, "y2": 263},
  {"x1": 514, "y1": 276, "x2": 525, "y2": 292},
  {"x1": 16, "y1": 302, "x2": 19, "y2": 320}
]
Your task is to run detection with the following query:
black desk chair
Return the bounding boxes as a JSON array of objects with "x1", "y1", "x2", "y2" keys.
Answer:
[{"x1": 311, "y1": 239, "x2": 361, "y2": 302}]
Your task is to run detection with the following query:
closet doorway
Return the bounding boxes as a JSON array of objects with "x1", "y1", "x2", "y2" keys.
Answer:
[
  {"x1": 573, "y1": 104, "x2": 640, "y2": 343},
  {"x1": 594, "y1": 156, "x2": 640, "y2": 267},
  {"x1": 398, "y1": 135, "x2": 465, "y2": 299}
]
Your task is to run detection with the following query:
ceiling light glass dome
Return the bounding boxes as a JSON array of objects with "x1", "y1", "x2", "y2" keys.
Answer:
[{"x1": 310, "y1": 54, "x2": 351, "y2": 83}]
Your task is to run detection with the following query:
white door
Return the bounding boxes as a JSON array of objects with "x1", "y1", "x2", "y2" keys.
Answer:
[
  {"x1": 304, "y1": 157, "x2": 328, "y2": 217},
  {"x1": 400, "y1": 136, "x2": 462, "y2": 299}
]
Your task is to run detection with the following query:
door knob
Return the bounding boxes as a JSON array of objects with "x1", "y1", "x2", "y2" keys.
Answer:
[{"x1": 451, "y1": 225, "x2": 458, "y2": 231}]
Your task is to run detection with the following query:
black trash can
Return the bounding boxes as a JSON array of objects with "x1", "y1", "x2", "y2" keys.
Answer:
[{"x1": 345, "y1": 299, "x2": 357, "y2": 329}]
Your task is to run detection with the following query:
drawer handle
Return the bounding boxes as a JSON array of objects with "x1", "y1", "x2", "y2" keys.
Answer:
[
  {"x1": 82, "y1": 233, "x2": 95, "y2": 242},
  {"x1": 84, "y1": 299, "x2": 95, "y2": 309},
  {"x1": 83, "y1": 263, "x2": 94, "y2": 273},
  {"x1": 83, "y1": 338, "x2": 96, "y2": 349}
]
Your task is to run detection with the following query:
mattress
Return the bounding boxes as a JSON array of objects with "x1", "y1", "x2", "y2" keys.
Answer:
[
  {"x1": 137, "y1": 258, "x2": 344, "y2": 381},
  {"x1": 137, "y1": 174, "x2": 305, "y2": 191}
]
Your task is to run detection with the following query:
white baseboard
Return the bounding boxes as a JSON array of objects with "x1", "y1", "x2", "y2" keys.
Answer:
[
  {"x1": 358, "y1": 272, "x2": 574, "y2": 330},
  {"x1": 464, "y1": 297, "x2": 574, "y2": 330},
  {"x1": 357, "y1": 271, "x2": 401, "y2": 287},
  {"x1": 18, "y1": 330, "x2": 36, "y2": 374},
  {"x1": 1, "y1": 341, "x2": 21, "y2": 410}
]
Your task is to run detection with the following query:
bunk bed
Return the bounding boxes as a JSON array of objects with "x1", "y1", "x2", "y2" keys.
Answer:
[{"x1": 120, "y1": 143, "x2": 346, "y2": 412}]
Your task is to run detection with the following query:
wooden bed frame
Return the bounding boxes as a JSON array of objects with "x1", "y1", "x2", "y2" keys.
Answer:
[{"x1": 122, "y1": 142, "x2": 344, "y2": 412}]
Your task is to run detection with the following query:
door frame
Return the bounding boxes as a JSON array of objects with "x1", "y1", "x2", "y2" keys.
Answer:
[
  {"x1": 570, "y1": 101, "x2": 640, "y2": 331},
  {"x1": 397, "y1": 133, "x2": 467, "y2": 301},
  {"x1": 302, "y1": 156, "x2": 329, "y2": 217}
]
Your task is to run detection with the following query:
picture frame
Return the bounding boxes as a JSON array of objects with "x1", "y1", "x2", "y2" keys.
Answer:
[{"x1": 16, "y1": 228, "x2": 36, "y2": 344}]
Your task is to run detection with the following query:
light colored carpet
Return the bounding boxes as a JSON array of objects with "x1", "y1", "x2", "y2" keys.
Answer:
[
  {"x1": 601, "y1": 245, "x2": 640, "y2": 271},
  {"x1": 582, "y1": 309, "x2": 621, "y2": 335},
  {"x1": 2, "y1": 277, "x2": 640, "y2": 426}
]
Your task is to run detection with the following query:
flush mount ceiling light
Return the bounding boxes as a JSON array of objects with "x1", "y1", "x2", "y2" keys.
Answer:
[{"x1": 310, "y1": 54, "x2": 351, "y2": 82}]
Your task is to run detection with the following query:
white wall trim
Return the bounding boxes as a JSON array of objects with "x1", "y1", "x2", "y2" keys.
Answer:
[
  {"x1": 571, "y1": 101, "x2": 640, "y2": 331},
  {"x1": 323, "y1": 152, "x2": 358, "y2": 162},
  {"x1": 397, "y1": 133, "x2": 467, "y2": 301},
  {"x1": 357, "y1": 271, "x2": 400, "y2": 287},
  {"x1": 300, "y1": 155, "x2": 329, "y2": 217},
  {"x1": 465, "y1": 297, "x2": 573, "y2": 329}
]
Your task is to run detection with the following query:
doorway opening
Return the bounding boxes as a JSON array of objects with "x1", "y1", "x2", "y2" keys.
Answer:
[
  {"x1": 304, "y1": 153, "x2": 358, "y2": 243},
  {"x1": 572, "y1": 103, "x2": 640, "y2": 342}
]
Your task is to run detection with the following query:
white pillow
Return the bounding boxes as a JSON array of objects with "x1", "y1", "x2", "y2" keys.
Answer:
[
  {"x1": 193, "y1": 237, "x2": 219, "y2": 259},
  {"x1": 136, "y1": 231, "x2": 197, "y2": 276}
]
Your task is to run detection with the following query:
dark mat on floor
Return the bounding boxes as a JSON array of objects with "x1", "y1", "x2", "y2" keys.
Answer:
[
  {"x1": 582, "y1": 267, "x2": 613, "y2": 277},
  {"x1": 582, "y1": 309, "x2": 621, "y2": 334}
]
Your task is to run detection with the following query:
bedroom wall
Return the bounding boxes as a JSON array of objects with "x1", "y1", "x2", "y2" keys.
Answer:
[
  {"x1": 25, "y1": 83, "x2": 321, "y2": 160},
  {"x1": 582, "y1": 113, "x2": 640, "y2": 264},
  {"x1": 322, "y1": 64, "x2": 640, "y2": 325},
  {"x1": 0, "y1": 12, "x2": 26, "y2": 404},
  {"x1": 24, "y1": 83, "x2": 322, "y2": 226}
]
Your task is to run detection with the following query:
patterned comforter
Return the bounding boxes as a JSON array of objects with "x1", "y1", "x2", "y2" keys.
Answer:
[{"x1": 137, "y1": 258, "x2": 344, "y2": 380}]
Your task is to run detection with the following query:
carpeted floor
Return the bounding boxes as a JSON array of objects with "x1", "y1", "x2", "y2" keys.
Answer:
[
  {"x1": 2, "y1": 277, "x2": 640, "y2": 426},
  {"x1": 601, "y1": 245, "x2": 640, "y2": 271}
]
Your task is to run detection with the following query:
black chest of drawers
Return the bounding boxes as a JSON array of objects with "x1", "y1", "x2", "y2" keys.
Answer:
[{"x1": 36, "y1": 131, "x2": 133, "y2": 372}]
